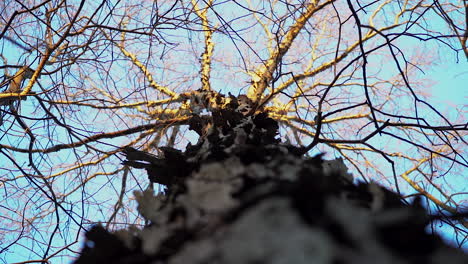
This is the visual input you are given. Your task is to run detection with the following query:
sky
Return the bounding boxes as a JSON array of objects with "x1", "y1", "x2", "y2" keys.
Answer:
[
  {"x1": 421, "y1": 55, "x2": 467, "y2": 249},
  {"x1": 429, "y1": 59, "x2": 467, "y2": 106}
]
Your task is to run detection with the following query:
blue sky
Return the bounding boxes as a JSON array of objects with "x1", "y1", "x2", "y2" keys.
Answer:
[
  {"x1": 423, "y1": 55, "x2": 467, "y2": 250},
  {"x1": 429, "y1": 59, "x2": 467, "y2": 106}
]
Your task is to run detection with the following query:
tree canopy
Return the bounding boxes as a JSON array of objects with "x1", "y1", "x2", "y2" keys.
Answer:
[{"x1": 0, "y1": 0, "x2": 466, "y2": 262}]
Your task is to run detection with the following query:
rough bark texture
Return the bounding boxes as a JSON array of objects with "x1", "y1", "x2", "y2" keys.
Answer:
[{"x1": 74, "y1": 92, "x2": 467, "y2": 264}]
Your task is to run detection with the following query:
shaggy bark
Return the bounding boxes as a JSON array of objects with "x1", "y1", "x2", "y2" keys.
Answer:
[{"x1": 75, "y1": 93, "x2": 467, "y2": 264}]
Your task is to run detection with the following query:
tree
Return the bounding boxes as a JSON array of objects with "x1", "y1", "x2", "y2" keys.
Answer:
[
  {"x1": 75, "y1": 94, "x2": 468, "y2": 263},
  {"x1": 0, "y1": 0, "x2": 466, "y2": 262}
]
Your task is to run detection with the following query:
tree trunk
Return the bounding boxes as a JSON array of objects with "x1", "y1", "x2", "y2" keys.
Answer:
[{"x1": 75, "y1": 92, "x2": 467, "y2": 264}]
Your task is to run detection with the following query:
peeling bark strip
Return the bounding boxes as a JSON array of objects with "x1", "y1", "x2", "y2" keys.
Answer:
[{"x1": 75, "y1": 93, "x2": 467, "y2": 264}]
